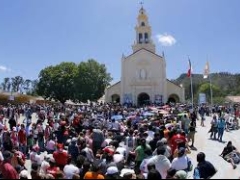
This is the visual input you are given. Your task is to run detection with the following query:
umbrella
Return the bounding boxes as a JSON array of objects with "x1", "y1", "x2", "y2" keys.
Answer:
[
  {"x1": 178, "y1": 112, "x2": 187, "y2": 117},
  {"x1": 111, "y1": 115, "x2": 123, "y2": 121},
  {"x1": 149, "y1": 107, "x2": 158, "y2": 112},
  {"x1": 162, "y1": 105, "x2": 170, "y2": 109},
  {"x1": 127, "y1": 115, "x2": 136, "y2": 120},
  {"x1": 143, "y1": 112, "x2": 154, "y2": 117},
  {"x1": 159, "y1": 110, "x2": 169, "y2": 115}
]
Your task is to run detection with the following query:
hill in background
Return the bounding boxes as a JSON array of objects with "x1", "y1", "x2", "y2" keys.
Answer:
[{"x1": 172, "y1": 72, "x2": 240, "y2": 104}]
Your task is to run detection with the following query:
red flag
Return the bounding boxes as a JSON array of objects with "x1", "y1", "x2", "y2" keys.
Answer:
[{"x1": 187, "y1": 58, "x2": 191, "y2": 77}]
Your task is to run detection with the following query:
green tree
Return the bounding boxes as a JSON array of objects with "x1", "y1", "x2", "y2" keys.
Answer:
[
  {"x1": 1, "y1": 77, "x2": 10, "y2": 91},
  {"x1": 6, "y1": 79, "x2": 11, "y2": 92},
  {"x1": 11, "y1": 76, "x2": 24, "y2": 93},
  {"x1": 37, "y1": 62, "x2": 77, "y2": 103},
  {"x1": 74, "y1": 59, "x2": 112, "y2": 102},
  {"x1": 213, "y1": 97, "x2": 226, "y2": 105},
  {"x1": 23, "y1": 79, "x2": 32, "y2": 93},
  {"x1": 198, "y1": 83, "x2": 222, "y2": 103},
  {"x1": 29, "y1": 79, "x2": 38, "y2": 96}
]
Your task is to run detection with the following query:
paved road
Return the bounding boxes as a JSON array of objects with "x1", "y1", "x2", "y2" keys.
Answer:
[{"x1": 188, "y1": 116, "x2": 240, "y2": 179}]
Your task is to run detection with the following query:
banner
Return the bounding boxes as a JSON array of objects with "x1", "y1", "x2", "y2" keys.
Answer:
[
  {"x1": 155, "y1": 94, "x2": 163, "y2": 104},
  {"x1": 124, "y1": 93, "x2": 132, "y2": 104},
  {"x1": 9, "y1": 95, "x2": 14, "y2": 101},
  {"x1": 198, "y1": 93, "x2": 206, "y2": 104}
]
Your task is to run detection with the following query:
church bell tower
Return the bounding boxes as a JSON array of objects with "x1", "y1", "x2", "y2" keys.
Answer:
[{"x1": 132, "y1": 6, "x2": 156, "y2": 53}]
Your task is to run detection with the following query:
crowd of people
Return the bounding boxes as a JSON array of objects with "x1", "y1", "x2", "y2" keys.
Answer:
[{"x1": 0, "y1": 102, "x2": 238, "y2": 179}]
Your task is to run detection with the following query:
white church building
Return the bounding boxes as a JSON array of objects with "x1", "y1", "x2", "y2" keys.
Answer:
[{"x1": 105, "y1": 7, "x2": 185, "y2": 106}]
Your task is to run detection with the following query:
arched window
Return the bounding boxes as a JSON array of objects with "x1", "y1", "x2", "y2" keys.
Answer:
[
  {"x1": 144, "y1": 33, "x2": 148, "y2": 43},
  {"x1": 139, "y1": 33, "x2": 143, "y2": 44},
  {"x1": 139, "y1": 69, "x2": 147, "y2": 79},
  {"x1": 141, "y1": 22, "x2": 145, "y2": 26}
]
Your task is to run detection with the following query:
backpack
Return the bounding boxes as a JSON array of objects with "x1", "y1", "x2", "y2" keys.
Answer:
[
  {"x1": 186, "y1": 157, "x2": 193, "y2": 171},
  {"x1": 193, "y1": 167, "x2": 200, "y2": 179}
]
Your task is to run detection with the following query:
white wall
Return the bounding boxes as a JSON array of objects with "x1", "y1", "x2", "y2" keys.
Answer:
[{"x1": 121, "y1": 49, "x2": 166, "y2": 104}]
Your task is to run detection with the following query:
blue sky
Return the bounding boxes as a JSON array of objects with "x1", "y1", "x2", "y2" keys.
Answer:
[{"x1": 0, "y1": 0, "x2": 240, "y2": 84}]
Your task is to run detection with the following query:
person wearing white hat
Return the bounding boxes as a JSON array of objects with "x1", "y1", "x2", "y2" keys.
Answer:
[
  {"x1": 39, "y1": 154, "x2": 51, "y2": 176},
  {"x1": 30, "y1": 145, "x2": 43, "y2": 165},
  {"x1": 120, "y1": 168, "x2": 135, "y2": 178},
  {"x1": 19, "y1": 169, "x2": 30, "y2": 179},
  {"x1": 105, "y1": 166, "x2": 119, "y2": 179}
]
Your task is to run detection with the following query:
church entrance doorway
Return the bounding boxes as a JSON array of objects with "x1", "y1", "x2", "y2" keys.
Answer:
[
  {"x1": 138, "y1": 93, "x2": 150, "y2": 106},
  {"x1": 167, "y1": 94, "x2": 180, "y2": 104},
  {"x1": 111, "y1": 94, "x2": 120, "y2": 103}
]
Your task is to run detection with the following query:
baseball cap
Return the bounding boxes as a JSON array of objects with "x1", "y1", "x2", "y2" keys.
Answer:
[
  {"x1": 106, "y1": 166, "x2": 119, "y2": 175},
  {"x1": 120, "y1": 168, "x2": 135, "y2": 177},
  {"x1": 12, "y1": 127, "x2": 17, "y2": 132},
  {"x1": 19, "y1": 170, "x2": 29, "y2": 179}
]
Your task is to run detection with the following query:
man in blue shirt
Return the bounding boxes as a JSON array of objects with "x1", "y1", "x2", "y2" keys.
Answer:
[{"x1": 217, "y1": 117, "x2": 226, "y2": 142}]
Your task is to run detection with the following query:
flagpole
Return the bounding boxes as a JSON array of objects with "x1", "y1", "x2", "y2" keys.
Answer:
[
  {"x1": 189, "y1": 57, "x2": 194, "y2": 110},
  {"x1": 190, "y1": 70, "x2": 194, "y2": 110},
  {"x1": 209, "y1": 70, "x2": 213, "y2": 106},
  {"x1": 206, "y1": 59, "x2": 213, "y2": 107}
]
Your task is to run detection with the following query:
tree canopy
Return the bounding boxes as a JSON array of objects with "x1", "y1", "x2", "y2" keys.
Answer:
[
  {"x1": 37, "y1": 62, "x2": 77, "y2": 103},
  {"x1": 74, "y1": 59, "x2": 112, "y2": 102},
  {"x1": 37, "y1": 59, "x2": 112, "y2": 103}
]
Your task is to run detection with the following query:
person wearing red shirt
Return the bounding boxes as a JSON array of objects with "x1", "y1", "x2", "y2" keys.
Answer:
[
  {"x1": 170, "y1": 130, "x2": 187, "y2": 154},
  {"x1": 47, "y1": 157, "x2": 60, "y2": 178},
  {"x1": 18, "y1": 124, "x2": 27, "y2": 154},
  {"x1": 0, "y1": 151, "x2": 19, "y2": 179},
  {"x1": 53, "y1": 143, "x2": 69, "y2": 170}
]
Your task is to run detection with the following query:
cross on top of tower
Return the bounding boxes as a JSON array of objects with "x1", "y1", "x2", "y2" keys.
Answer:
[{"x1": 139, "y1": 1, "x2": 145, "y2": 14}]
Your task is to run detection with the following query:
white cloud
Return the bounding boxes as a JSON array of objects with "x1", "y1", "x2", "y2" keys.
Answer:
[
  {"x1": 0, "y1": 65, "x2": 11, "y2": 72},
  {"x1": 156, "y1": 33, "x2": 176, "y2": 46}
]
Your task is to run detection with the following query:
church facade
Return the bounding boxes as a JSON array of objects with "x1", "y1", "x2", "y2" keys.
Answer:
[{"x1": 105, "y1": 7, "x2": 185, "y2": 106}]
